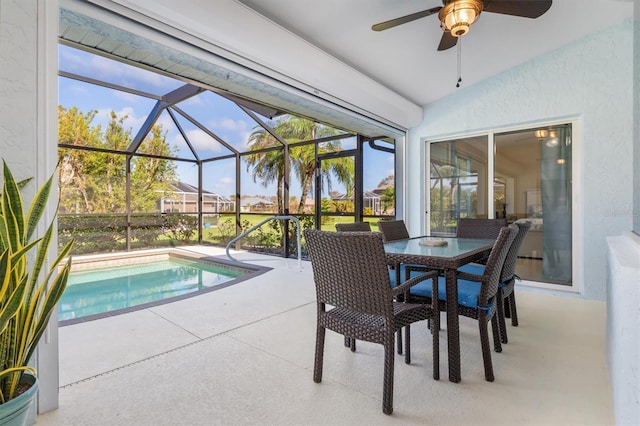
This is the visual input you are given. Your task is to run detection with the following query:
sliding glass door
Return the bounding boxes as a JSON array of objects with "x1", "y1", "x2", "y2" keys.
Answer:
[{"x1": 428, "y1": 124, "x2": 573, "y2": 287}]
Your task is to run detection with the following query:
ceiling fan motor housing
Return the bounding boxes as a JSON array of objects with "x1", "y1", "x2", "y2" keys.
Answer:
[{"x1": 439, "y1": 0, "x2": 483, "y2": 37}]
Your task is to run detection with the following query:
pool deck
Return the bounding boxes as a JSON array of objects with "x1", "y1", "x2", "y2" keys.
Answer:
[{"x1": 38, "y1": 246, "x2": 612, "y2": 425}]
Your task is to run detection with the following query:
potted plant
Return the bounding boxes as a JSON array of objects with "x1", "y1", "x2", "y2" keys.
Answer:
[{"x1": 0, "y1": 160, "x2": 73, "y2": 426}]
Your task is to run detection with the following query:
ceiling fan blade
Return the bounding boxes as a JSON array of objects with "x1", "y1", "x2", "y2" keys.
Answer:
[
  {"x1": 437, "y1": 32, "x2": 458, "y2": 51},
  {"x1": 372, "y1": 6, "x2": 442, "y2": 31},
  {"x1": 481, "y1": 1, "x2": 552, "y2": 19}
]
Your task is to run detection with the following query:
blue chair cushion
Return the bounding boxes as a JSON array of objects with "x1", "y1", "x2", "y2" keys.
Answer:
[
  {"x1": 409, "y1": 275, "x2": 495, "y2": 314},
  {"x1": 457, "y1": 263, "x2": 485, "y2": 275},
  {"x1": 388, "y1": 264, "x2": 431, "y2": 287},
  {"x1": 457, "y1": 263, "x2": 514, "y2": 288}
]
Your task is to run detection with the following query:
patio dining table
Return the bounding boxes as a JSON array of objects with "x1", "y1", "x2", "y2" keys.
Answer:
[{"x1": 384, "y1": 235, "x2": 495, "y2": 383}]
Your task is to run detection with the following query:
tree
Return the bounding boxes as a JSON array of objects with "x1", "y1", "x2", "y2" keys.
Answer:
[
  {"x1": 245, "y1": 115, "x2": 353, "y2": 214},
  {"x1": 131, "y1": 124, "x2": 178, "y2": 212},
  {"x1": 378, "y1": 175, "x2": 395, "y2": 214},
  {"x1": 244, "y1": 128, "x2": 285, "y2": 213},
  {"x1": 280, "y1": 117, "x2": 351, "y2": 213},
  {"x1": 57, "y1": 106, "x2": 177, "y2": 214},
  {"x1": 381, "y1": 187, "x2": 395, "y2": 214}
]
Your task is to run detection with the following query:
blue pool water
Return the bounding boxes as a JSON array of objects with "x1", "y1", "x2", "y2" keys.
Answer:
[{"x1": 59, "y1": 257, "x2": 248, "y2": 322}]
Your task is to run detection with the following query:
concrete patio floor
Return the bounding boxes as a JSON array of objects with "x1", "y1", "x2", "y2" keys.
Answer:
[{"x1": 38, "y1": 246, "x2": 612, "y2": 425}]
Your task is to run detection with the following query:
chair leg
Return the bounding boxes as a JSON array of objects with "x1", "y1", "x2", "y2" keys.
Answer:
[
  {"x1": 344, "y1": 336, "x2": 357, "y2": 351},
  {"x1": 491, "y1": 314, "x2": 502, "y2": 353},
  {"x1": 496, "y1": 289, "x2": 508, "y2": 344},
  {"x1": 404, "y1": 324, "x2": 411, "y2": 364},
  {"x1": 432, "y1": 278, "x2": 440, "y2": 380},
  {"x1": 478, "y1": 316, "x2": 495, "y2": 382},
  {"x1": 382, "y1": 338, "x2": 395, "y2": 415},
  {"x1": 314, "y1": 326, "x2": 326, "y2": 383},
  {"x1": 395, "y1": 268, "x2": 406, "y2": 355},
  {"x1": 432, "y1": 316, "x2": 440, "y2": 381},
  {"x1": 503, "y1": 297, "x2": 511, "y2": 318},
  {"x1": 509, "y1": 292, "x2": 519, "y2": 327}
]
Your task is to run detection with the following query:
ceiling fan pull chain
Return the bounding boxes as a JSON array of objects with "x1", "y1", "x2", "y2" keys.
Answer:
[{"x1": 456, "y1": 38, "x2": 462, "y2": 88}]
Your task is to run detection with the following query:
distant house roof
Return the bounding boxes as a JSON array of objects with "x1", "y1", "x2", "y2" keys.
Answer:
[
  {"x1": 331, "y1": 191, "x2": 381, "y2": 201},
  {"x1": 169, "y1": 182, "x2": 213, "y2": 196},
  {"x1": 166, "y1": 182, "x2": 231, "y2": 201},
  {"x1": 241, "y1": 197, "x2": 274, "y2": 207}
]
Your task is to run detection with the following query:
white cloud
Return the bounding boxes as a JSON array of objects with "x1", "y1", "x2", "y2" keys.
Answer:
[
  {"x1": 183, "y1": 129, "x2": 222, "y2": 152},
  {"x1": 94, "y1": 107, "x2": 146, "y2": 132},
  {"x1": 209, "y1": 118, "x2": 252, "y2": 149},
  {"x1": 212, "y1": 177, "x2": 234, "y2": 190},
  {"x1": 61, "y1": 46, "x2": 178, "y2": 93},
  {"x1": 155, "y1": 113, "x2": 174, "y2": 131},
  {"x1": 65, "y1": 83, "x2": 90, "y2": 97},
  {"x1": 113, "y1": 90, "x2": 143, "y2": 104}
]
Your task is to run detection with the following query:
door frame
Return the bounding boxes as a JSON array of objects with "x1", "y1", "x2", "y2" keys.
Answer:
[
  {"x1": 423, "y1": 118, "x2": 582, "y2": 294},
  {"x1": 314, "y1": 147, "x2": 361, "y2": 228}
]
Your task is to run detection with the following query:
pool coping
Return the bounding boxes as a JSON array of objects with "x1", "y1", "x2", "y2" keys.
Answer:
[{"x1": 59, "y1": 248, "x2": 272, "y2": 327}]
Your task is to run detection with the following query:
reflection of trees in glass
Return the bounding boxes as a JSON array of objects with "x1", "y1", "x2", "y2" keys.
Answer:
[
  {"x1": 58, "y1": 106, "x2": 177, "y2": 214},
  {"x1": 245, "y1": 116, "x2": 353, "y2": 214},
  {"x1": 378, "y1": 175, "x2": 395, "y2": 214},
  {"x1": 381, "y1": 187, "x2": 395, "y2": 214}
]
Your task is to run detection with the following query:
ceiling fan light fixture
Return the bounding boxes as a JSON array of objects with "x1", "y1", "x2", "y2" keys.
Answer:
[
  {"x1": 534, "y1": 129, "x2": 549, "y2": 140},
  {"x1": 439, "y1": 0, "x2": 483, "y2": 37}
]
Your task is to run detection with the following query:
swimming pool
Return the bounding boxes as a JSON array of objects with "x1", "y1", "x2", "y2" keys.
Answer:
[{"x1": 59, "y1": 250, "x2": 269, "y2": 325}]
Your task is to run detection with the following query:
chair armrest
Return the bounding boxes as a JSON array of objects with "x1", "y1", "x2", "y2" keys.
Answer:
[
  {"x1": 391, "y1": 270, "x2": 439, "y2": 298},
  {"x1": 457, "y1": 270, "x2": 484, "y2": 282},
  {"x1": 404, "y1": 265, "x2": 433, "y2": 272}
]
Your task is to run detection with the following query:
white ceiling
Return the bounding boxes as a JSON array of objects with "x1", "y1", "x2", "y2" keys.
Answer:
[{"x1": 236, "y1": 0, "x2": 634, "y2": 106}]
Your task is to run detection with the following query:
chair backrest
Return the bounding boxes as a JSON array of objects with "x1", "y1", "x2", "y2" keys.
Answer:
[
  {"x1": 377, "y1": 219, "x2": 410, "y2": 242},
  {"x1": 500, "y1": 221, "x2": 531, "y2": 282},
  {"x1": 456, "y1": 218, "x2": 507, "y2": 239},
  {"x1": 304, "y1": 229, "x2": 393, "y2": 318},
  {"x1": 335, "y1": 222, "x2": 371, "y2": 232},
  {"x1": 477, "y1": 225, "x2": 518, "y2": 306}
]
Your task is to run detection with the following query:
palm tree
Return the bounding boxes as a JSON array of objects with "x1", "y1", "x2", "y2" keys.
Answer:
[
  {"x1": 245, "y1": 128, "x2": 285, "y2": 213},
  {"x1": 281, "y1": 117, "x2": 352, "y2": 213},
  {"x1": 246, "y1": 116, "x2": 353, "y2": 214}
]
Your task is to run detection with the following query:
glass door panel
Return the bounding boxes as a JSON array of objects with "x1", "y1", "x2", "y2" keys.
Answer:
[
  {"x1": 316, "y1": 154, "x2": 356, "y2": 231},
  {"x1": 429, "y1": 136, "x2": 489, "y2": 236},
  {"x1": 495, "y1": 125, "x2": 572, "y2": 286}
]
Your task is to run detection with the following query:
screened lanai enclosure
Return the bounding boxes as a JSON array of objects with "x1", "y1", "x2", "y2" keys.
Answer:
[{"x1": 57, "y1": 31, "x2": 397, "y2": 258}]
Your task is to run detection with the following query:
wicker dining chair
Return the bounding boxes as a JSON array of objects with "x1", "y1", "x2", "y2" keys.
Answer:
[
  {"x1": 458, "y1": 221, "x2": 531, "y2": 343},
  {"x1": 377, "y1": 219, "x2": 437, "y2": 283},
  {"x1": 335, "y1": 222, "x2": 372, "y2": 232},
  {"x1": 456, "y1": 218, "x2": 507, "y2": 265},
  {"x1": 456, "y1": 218, "x2": 507, "y2": 239},
  {"x1": 304, "y1": 229, "x2": 439, "y2": 415},
  {"x1": 377, "y1": 219, "x2": 436, "y2": 353},
  {"x1": 334, "y1": 221, "x2": 372, "y2": 351},
  {"x1": 334, "y1": 220, "x2": 432, "y2": 353},
  {"x1": 377, "y1": 219, "x2": 410, "y2": 242},
  {"x1": 407, "y1": 225, "x2": 517, "y2": 382}
]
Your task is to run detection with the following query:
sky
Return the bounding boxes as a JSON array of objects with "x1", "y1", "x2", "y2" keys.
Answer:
[{"x1": 58, "y1": 45, "x2": 395, "y2": 201}]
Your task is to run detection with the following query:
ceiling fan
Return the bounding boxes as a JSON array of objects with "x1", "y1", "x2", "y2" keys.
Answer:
[{"x1": 372, "y1": 1, "x2": 552, "y2": 51}]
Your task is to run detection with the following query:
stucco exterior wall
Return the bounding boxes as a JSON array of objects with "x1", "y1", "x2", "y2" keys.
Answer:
[
  {"x1": 0, "y1": 1, "x2": 39, "y2": 175},
  {"x1": 0, "y1": 0, "x2": 60, "y2": 414},
  {"x1": 407, "y1": 20, "x2": 634, "y2": 301}
]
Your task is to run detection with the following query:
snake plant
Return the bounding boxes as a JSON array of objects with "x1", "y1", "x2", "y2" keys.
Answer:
[{"x1": 0, "y1": 160, "x2": 73, "y2": 403}]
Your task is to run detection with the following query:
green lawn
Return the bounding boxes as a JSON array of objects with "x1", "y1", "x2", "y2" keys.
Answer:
[{"x1": 202, "y1": 213, "x2": 382, "y2": 246}]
